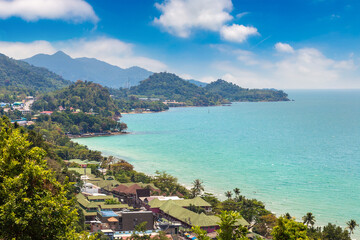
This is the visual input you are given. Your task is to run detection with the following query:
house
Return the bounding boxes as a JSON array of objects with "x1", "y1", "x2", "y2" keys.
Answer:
[
  {"x1": 40, "y1": 111, "x2": 53, "y2": 115},
  {"x1": 112, "y1": 183, "x2": 161, "y2": 206},
  {"x1": 81, "y1": 182, "x2": 100, "y2": 194},
  {"x1": 89, "y1": 210, "x2": 154, "y2": 233},
  {"x1": 156, "y1": 201, "x2": 248, "y2": 233},
  {"x1": 76, "y1": 193, "x2": 133, "y2": 223},
  {"x1": 146, "y1": 196, "x2": 212, "y2": 213}
]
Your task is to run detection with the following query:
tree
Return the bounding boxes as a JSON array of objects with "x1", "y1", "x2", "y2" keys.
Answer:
[
  {"x1": 216, "y1": 211, "x2": 248, "y2": 240},
  {"x1": 233, "y1": 188, "x2": 241, "y2": 200},
  {"x1": 284, "y1": 213, "x2": 292, "y2": 220},
  {"x1": 272, "y1": 217, "x2": 309, "y2": 240},
  {"x1": 322, "y1": 223, "x2": 351, "y2": 240},
  {"x1": 302, "y1": 212, "x2": 315, "y2": 228},
  {"x1": 191, "y1": 225, "x2": 211, "y2": 240},
  {"x1": 346, "y1": 219, "x2": 358, "y2": 235},
  {"x1": 130, "y1": 222, "x2": 150, "y2": 240},
  {"x1": 191, "y1": 179, "x2": 204, "y2": 197},
  {"x1": 0, "y1": 117, "x2": 81, "y2": 239},
  {"x1": 225, "y1": 191, "x2": 232, "y2": 200}
]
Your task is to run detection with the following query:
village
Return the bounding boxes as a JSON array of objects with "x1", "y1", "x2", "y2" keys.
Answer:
[{"x1": 67, "y1": 159, "x2": 262, "y2": 240}]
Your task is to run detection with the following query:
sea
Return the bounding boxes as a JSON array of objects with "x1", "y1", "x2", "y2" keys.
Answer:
[{"x1": 74, "y1": 90, "x2": 360, "y2": 238}]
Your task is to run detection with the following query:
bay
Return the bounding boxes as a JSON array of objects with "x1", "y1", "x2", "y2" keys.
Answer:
[{"x1": 74, "y1": 90, "x2": 360, "y2": 237}]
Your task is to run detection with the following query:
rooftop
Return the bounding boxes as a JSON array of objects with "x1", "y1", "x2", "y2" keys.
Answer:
[
  {"x1": 149, "y1": 196, "x2": 211, "y2": 208},
  {"x1": 100, "y1": 210, "x2": 118, "y2": 218}
]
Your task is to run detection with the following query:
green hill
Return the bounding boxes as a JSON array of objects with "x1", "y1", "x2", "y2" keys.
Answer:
[
  {"x1": 32, "y1": 80, "x2": 120, "y2": 117},
  {"x1": 124, "y1": 72, "x2": 224, "y2": 106},
  {"x1": 205, "y1": 79, "x2": 289, "y2": 102},
  {"x1": 0, "y1": 53, "x2": 71, "y2": 92}
]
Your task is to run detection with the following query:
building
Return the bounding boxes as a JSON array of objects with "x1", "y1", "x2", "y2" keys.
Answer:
[
  {"x1": 39, "y1": 111, "x2": 53, "y2": 115},
  {"x1": 90, "y1": 210, "x2": 154, "y2": 233},
  {"x1": 81, "y1": 182, "x2": 100, "y2": 194},
  {"x1": 145, "y1": 196, "x2": 212, "y2": 213},
  {"x1": 112, "y1": 183, "x2": 161, "y2": 206},
  {"x1": 76, "y1": 193, "x2": 133, "y2": 223}
]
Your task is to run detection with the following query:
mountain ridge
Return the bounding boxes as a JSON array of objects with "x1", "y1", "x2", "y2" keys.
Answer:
[{"x1": 23, "y1": 51, "x2": 154, "y2": 89}]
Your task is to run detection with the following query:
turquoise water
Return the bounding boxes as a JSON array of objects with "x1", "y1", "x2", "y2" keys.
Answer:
[{"x1": 74, "y1": 90, "x2": 360, "y2": 236}]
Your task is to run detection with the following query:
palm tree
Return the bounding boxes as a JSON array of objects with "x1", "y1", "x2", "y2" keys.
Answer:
[
  {"x1": 225, "y1": 191, "x2": 232, "y2": 200},
  {"x1": 347, "y1": 219, "x2": 359, "y2": 235},
  {"x1": 302, "y1": 212, "x2": 316, "y2": 227},
  {"x1": 233, "y1": 187, "x2": 240, "y2": 196},
  {"x1": 191, "y1": 179, "x2": 204, "y2": 197}
]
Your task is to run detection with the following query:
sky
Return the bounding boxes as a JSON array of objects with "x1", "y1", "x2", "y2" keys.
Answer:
[{"x1": 0, "y1": 0, "x2": 359, "y2": 89}]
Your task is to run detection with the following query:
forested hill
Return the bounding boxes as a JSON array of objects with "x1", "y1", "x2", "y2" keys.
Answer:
[
  {"x1": 32, "y1": 80, "x2": 120, "y2": 117},
  {"x1": 0, "y1": 53, "x2": 71, "y2": 92},
  {"x1": 123, "y1": 72, "x2": 224, "y2": 106},
  {"x1": 205, "y1": 79, "x2": 290, "y2": 102}
]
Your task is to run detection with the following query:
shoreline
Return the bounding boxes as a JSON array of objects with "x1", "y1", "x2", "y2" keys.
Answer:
[{"x1": 68, "y1": 131, "x2": 129, "y2": 139}]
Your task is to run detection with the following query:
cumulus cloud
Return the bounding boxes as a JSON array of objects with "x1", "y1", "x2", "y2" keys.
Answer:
[
  {"x1": 0, "y1": 40, "x2": 56, "y2": 59},
  {"x1": 212, "y1": 46, "x2": 358, "y2": 89},
  {"x1": 220, "y1": 24, "x2": 259, "y2": 43},
  {"x1": 275, "y1": 42, "x2": 295, "y2": 53},
  {"x1": 154, "y1": 0, "x2": 233, "y2": 37},
  {"x1": 0, "y1": 37, "x2": 167, "y2": 72},
  {"x1": 0, "y1": 0, "x2": 98, "y2": 23}
]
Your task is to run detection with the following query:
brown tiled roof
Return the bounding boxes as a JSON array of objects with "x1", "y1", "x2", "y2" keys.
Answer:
[
  {"x1": 113, "y1": 183, "x2": 158, "y2": 195},
  {"x1": 113, "y1": 184, "x2": 129, "y2": 193}
]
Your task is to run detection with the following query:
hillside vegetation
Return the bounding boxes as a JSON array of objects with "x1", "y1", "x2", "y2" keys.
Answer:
[
  {"x1": 32, "y1": 80, "x2": 120, "y2": 117},
  {"x1": 120, "y1": 72, "x2": 224, "y2": 106},
  {"x1": 0, "y1": 53, "x2": 71, "y2": 92},
  {"x1": 115, "y1": 72, "x2": 289, "y2": 106},
  {"x1": 205, "y1": 79, "x2": 289, "y2": 102}
]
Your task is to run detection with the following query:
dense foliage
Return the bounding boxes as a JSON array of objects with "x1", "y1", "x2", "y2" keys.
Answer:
[
  {"x1": 0, "y1": 53, "x2": 71, "y2": 92},
  {"x1": 119, "y1": 72, "x2": 224, "y2": 106},
  {"x1": 0, "y1": 117, "x2": 83, "y2": 239},
  {"x1": 0, "y1": 86, "x2": 36, "y2": 102},
  {"x1": 34, "y1": 111, "x2": 125, "y2": 135},
  {"x1": 205, "y1": 79, "x2": 289, "y2": 102},
  {"x1": 32, "y1": 80, "x2": 120, "y2": 117},
  {"x1": 116, "y1": 97, "x2": 169, "y2": 112},
  {"x1": 272, "y1": 217, "x2": 309, "y2": 240}
]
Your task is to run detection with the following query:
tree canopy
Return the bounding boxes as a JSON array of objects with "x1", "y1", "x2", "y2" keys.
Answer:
[{"x1": 0, "y1": 117, "x2": 81, "y2": 239}]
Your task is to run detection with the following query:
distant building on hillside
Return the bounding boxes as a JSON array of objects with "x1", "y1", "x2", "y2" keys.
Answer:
[{"x1": 40, "y1": 111, "x2": 53, "y2": 115}]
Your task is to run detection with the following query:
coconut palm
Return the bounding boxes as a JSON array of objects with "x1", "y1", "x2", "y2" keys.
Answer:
[
  {"x1": 347, "y1": 219, "x2": 359, "y2": 235},
  {"x1": 302, "y1": 212, "x2": 316, "y2": 227},
  {"x1": 191, "y1": 179, "x2": 204, "y2": 197},
  {"x1": 225, "y1": 191, "x2": 232, "y2": 200},
  {"x1": 233, "y1": 187, "x2": 240, "y2": 196}
]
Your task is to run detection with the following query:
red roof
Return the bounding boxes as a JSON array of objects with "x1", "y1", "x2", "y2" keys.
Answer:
[{"x1": 40, "y1": 111, "x2": 53, "y2": 114}]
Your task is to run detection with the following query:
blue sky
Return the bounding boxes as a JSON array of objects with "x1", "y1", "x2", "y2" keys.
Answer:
[{"x1": 0, "y1": 0, "x2": 359, "y2": 89}]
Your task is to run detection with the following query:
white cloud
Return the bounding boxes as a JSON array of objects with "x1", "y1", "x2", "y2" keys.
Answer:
[
  {"x1": 212, "y1": 46, "x2": 358, "y2": 89},
  {"x1": 275, "y1": 42, "x2": 295, "y2": 53},
  {"x1": 236, "y1": 12, "x2": 249, "y2": 19},
  {"x1": 220, "y1": 24, "x2": 259, "y2": 43},
  {"x1": 234, "y1": 49, "x2": 259, "y2": 65},
  {"x1": 0, "y1": 0, "x2": 98, "y2": 23},
  {"x1": 0, "y1": 40, "x2": 57, "y2": 59},
  {"x1": 154, "y1": 0, "x2": 233, "y2": 37},
  {"x1": 0, "y1": 37, "x2": 167, "y2": 72},
  {"x1": 199, "y1": 76, "x2": 217, "y2": 83}
]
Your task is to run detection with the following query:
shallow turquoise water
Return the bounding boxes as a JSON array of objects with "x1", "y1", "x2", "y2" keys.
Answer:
[{"x1": 74, "y1": 90, "x2": 360, "y2": 236}]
